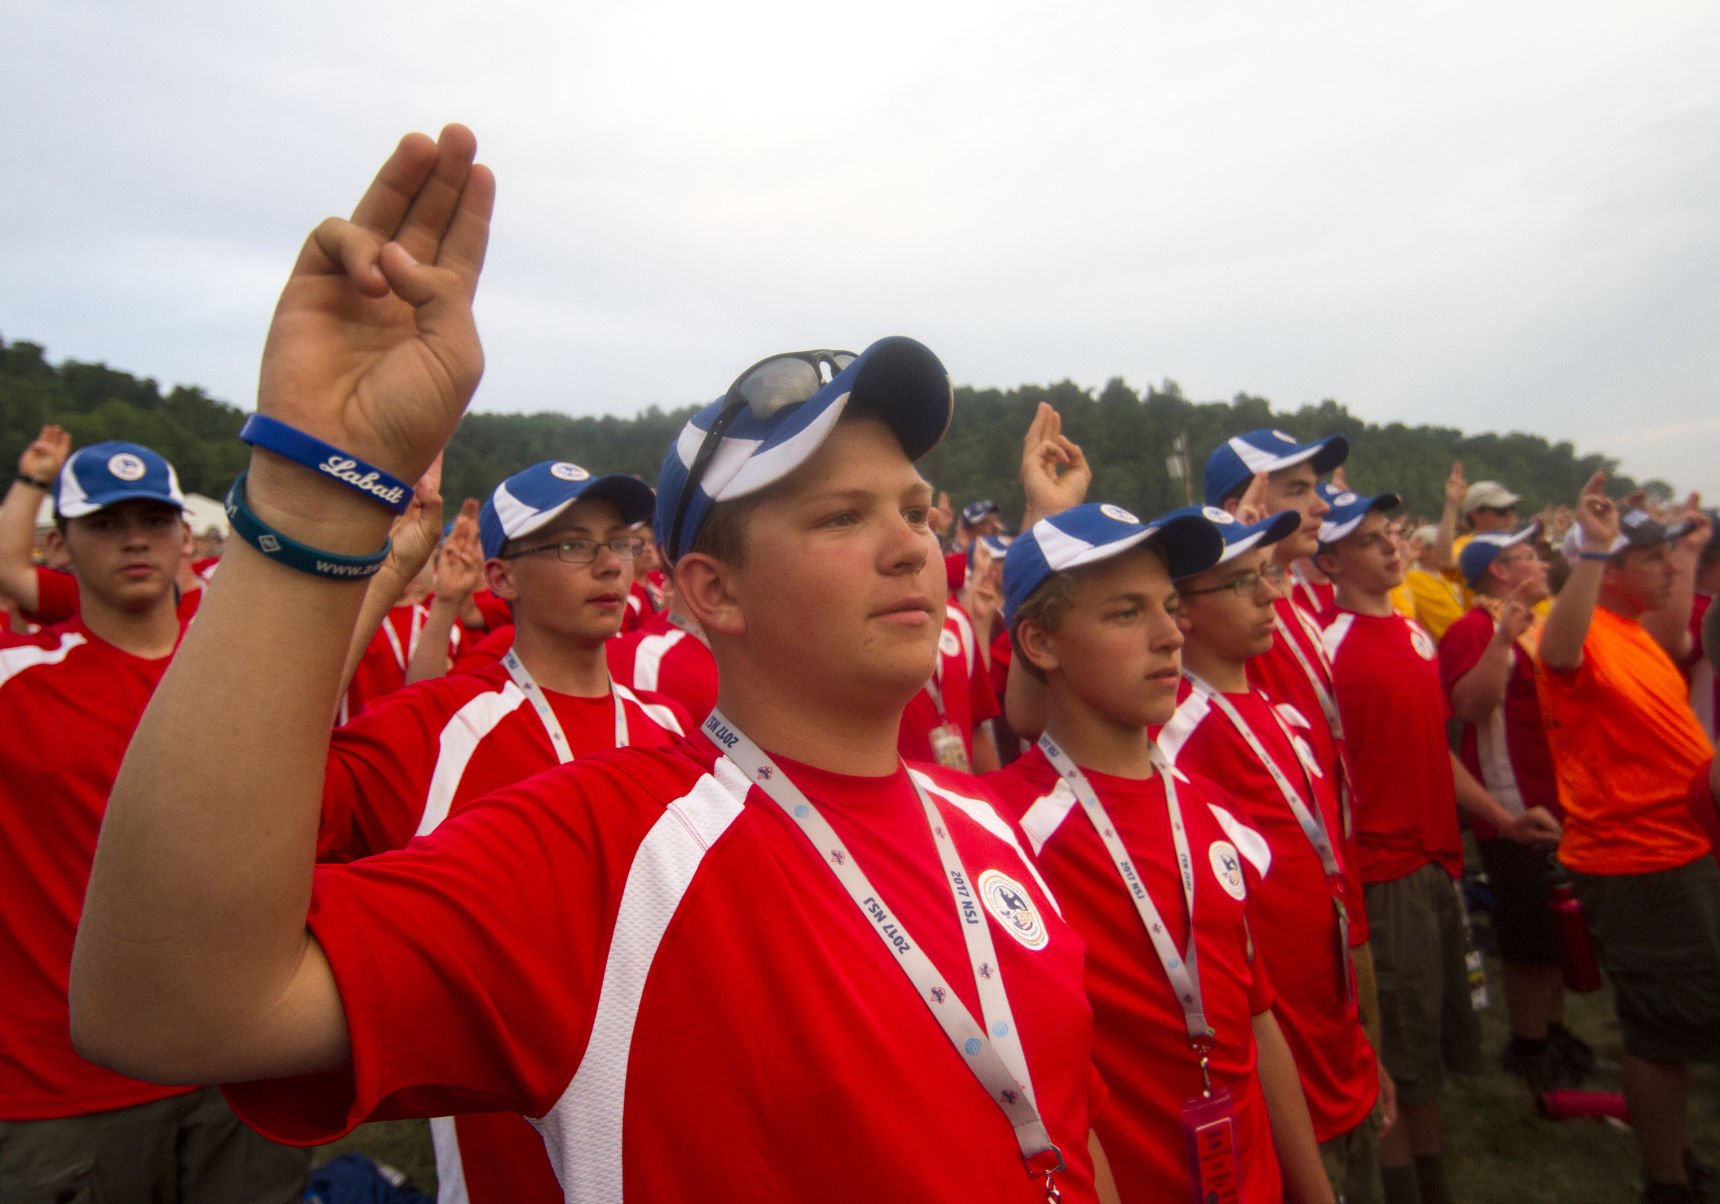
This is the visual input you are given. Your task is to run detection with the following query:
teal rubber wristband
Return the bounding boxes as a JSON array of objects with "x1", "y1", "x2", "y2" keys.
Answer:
[{"x1": 225, "y1": 469, "x2": 391, "y2": 580}]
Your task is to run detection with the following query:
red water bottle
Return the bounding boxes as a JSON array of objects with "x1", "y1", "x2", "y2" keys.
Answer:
[{"x1": 1548, "y1": 880, "x2": 1602, "y2": 993}]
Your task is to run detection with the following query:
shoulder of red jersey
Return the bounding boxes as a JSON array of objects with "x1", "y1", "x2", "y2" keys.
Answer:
[
  {"x1": 613, "y1": 681, "x2": 692, "y2": 737},
  {"x1": 1155, "y1": 684, "x2": 1216, "y2": 766},
  {"x1": 0, "y1": 623, "x2": 93, "y2": 689},
  {"x1": 905, "y1": 762, "x2": 1063, "y2": 916}
]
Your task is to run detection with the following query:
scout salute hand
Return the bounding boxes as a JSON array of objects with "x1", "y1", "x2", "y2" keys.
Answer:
[
  {"x1": 248, "y1": 125, "x2": 492, "y2": 543},
  {"x1": 72, "y1": 127, "x2": 493, "y2": 1086}
]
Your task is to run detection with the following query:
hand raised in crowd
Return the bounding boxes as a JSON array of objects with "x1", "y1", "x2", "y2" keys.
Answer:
[
  {"x1": 1504, "y1": 805, "x2": 1562, "y2": 846},
  {"x1": 1019, "y1": 401, "x2": 1091, "y2": 529},
  {"x1": 1444, "y1": 460, "x2": 1467, "y2": 512},
  {"x1": 19, "y1": 424, "x2": 72, "y2": 482},
  {"x1": 1486, "y1": 578, "x2": 1538, "y2": 645},
  {"x1": 1329, "y1": 463, "x2": 1350, "y2": 493},
  {"x1": 928, "y1": 490, "x2": 953, "y2": 540},
  {"x1": 1673, "y1": 492, "x2": 1711, "y2": 552},
  {"x1": 1572, "y1": 471, "x2": 1619, "y2": 552},
  {"x1": 435, "y1": 498, "x2": 485, "y2": 600},
  {"x1": 1235, "y1": 471, "x2": 1270, "y2": 525},
  {"x1": 251, "y1": 125, "x2": 494, "y2": 524},
  {"x1": 378, "y1": 454, "x2": 447, "y2": 586}
]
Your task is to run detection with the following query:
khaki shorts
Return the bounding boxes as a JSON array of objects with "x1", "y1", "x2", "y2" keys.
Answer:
[
  {"x1": 1363, "y1": 862, "x2": 1483, "y2": 1107},
  {"x1": 1319, "y1": 1117, "x2": 1380, "y2": 1204},
  {"x1": 0, "y1": 1087, "x2": 308, "y2": 1204},
  {"x1": 1573, "y1": 854, "x2": 1720, "y2": 1066}
]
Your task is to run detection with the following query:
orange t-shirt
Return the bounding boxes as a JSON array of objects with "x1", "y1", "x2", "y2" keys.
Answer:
[{"x1": 1535, "y1": 607, "x2": 1715, "y2": 874}]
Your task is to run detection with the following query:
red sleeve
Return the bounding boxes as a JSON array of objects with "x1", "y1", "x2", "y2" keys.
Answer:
[
  {"x1": 1436, "y1": 610, "x2": 1490, "y2": 696},
  {"x1": 470, "y1": 589, "x2": 513, "y2": 633},
  {"x1": 24, "y1": 567, "x2": 78, "y2": 625},
  {"x1": 968, "y1": 643, "x2": 1001, "y2": 726},
  {"x1": 1243, "y1": 913, "x2": 1274, "y2": 1014},
  {"x1": 225, "y1": 755, "x2": 668, "y2": 1144},
  {"x1": 319, "y1": 685, "x2": 457, "y2": 860},
  {"x1": 452, "y1": 625, "x2": 512, "y2": 676}
]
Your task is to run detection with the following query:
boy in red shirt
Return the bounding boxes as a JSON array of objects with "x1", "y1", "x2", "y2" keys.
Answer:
[
  {"x1": 1157, "y1": 506, "x2": 1388, "y2": 1203},
  {"x1": 1439, "y1": 524, "x2": 1593, "y2": 1089},
  {"x1": 1, "y1": 440, "x2": 306, "y2": 1200},
  {"x1": 75, "y1": 126, "x2": 1113, "y2": 1203},
  {"x1": 1315, "y1": 488, "x2": 1559, "y2": 1204},
  {"x1": 988, "y1": 501, "x2": 1335, "y2": 1203}
]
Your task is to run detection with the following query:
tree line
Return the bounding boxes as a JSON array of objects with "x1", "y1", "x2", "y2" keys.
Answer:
[{"x1": 1, "y1": 334, "x2": 1662, "y2": 528}]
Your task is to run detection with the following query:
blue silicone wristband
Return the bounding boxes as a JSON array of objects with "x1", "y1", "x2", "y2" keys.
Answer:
[
  {"x1": 1576, "y1": 551, "x2": 1613, "y2": 562},
  {"x1": 225, "y1": 470, "x2": 391, "y2": 580},
  {"x1": 239, "y1": 414, "x2": 413, "y2": 514}
]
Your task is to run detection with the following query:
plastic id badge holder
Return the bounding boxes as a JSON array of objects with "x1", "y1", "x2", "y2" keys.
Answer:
[
  {"x1": 928, "y1": 723, "x2": 972, "y2": 772},
  {"x1": 1181, "y1": 1086, "x2": 1241, "y2": 1204}
]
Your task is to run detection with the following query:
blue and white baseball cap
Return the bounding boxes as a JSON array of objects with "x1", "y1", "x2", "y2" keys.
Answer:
[
  {"x1": 1194, "y1": 505, "x2": 1302, "y2": 569},
  {"x1": 55, "y1": 441, "x2": 185, "y2": 519},
  {"x1": 961, "y1": 499, "x2": 1000, "y2": 527},
  {"x1": 1317, "y1": 487, "x2": 1402, "y2": 545},
  {"x1": 1203, "y1": 429, "x2": 1349, "y2": 507},
  {"x1": 654, "y1": 337, "x2": 953, "y2": 562},
  {"x1": 480, "y1": 461, "x2": 656, "y2": 560},
  {"x1": 1003, "y1": 502, "x2": 1225, "y2": 626},
  {"x1": 1460, "y1": 522, "x2": 1542, "y2": 587}
]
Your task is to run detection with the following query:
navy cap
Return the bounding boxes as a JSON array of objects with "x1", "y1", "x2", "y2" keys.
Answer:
[
  {"x1": 961, "y1": 499, "x2": 1000, "y2": 527},
  {"x1": 1460, "y1": 522, "x2": 1542, "y2": 587},
  {"x1": 1193, "y1": 505, "x2": 1302, "y2": 569},
  {"x1": 55, "y1": 441, "x2": 185, "y2": 519},
  {"x1": 1317, "y1": 488, "x2": 1402, "y2": 545},
  {"x1": 1003, "y1": 502, "x2": 1224, "y2": 627},
  {"x1": 1202, "y1": 429, "x2": 1349, "y2": 507},
  {"x1": 654, "y1": 336, "x2": 953, "y2": 562},
  {"x1": 480, "y1": 462, "x2": 656, "y2": 560}
]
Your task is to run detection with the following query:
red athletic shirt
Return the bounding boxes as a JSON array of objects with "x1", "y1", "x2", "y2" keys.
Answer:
[
  {"x1": 319, "y1": 657, "x2": 687, "y2": 1203},
  {"x1": 0, "y1": 621, "x2": 197, "y2": 1119},
  {"x1": 1158, "y1": 686, "x2": 1378, "y2": 1142},
  {"x1": 26, "y1": 565, "x2": 202, "y2": 626},
  {"x1": 229, "y1": 743, "x2": 1103, "y2": 1203},
  {"x1": 340, "y1": 601, "x2": 462, "y2": 722},
  {"x1": 1691, "y1": 594, "x2": 1716, "y2": 742},
  {"x1": 986, "y1": 748, "x2": 1280, "y2": 1202},
  {"x1": 1246, "y1": 598, "x2": 1369, "y2": 943},
  {"x1": 1322, "y1": 608, "x2": 1463, "y2": 883},
  {"x1": 899, "y1": 603, "x2": 1001, "y2": 766},
  {"x1": 605, "y1": 615, "x2": 718, "y2": 726},
  {"x1": 469, "y1": 588, "x2": 512, "y2": 632},
  {"x1": 1438, "y1": 607, "x2": 1561, "y2": 841}
]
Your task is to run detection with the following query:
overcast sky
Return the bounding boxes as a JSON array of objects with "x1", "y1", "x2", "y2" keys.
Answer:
[{"x1": 6, "y1": 1, "x2": 1717, "y2": 497}]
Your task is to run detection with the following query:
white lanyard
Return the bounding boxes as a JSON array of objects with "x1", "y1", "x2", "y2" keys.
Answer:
[
  {"x1": 1036, "y1": 734, "x2": 1215, "y2": 1069},
  {"x1": 1182, "y1": 675, "x2": 1342, "y2": 881},
  {"x1": 503, "y1": 647, "x2": 627, "y2": 764},
  {"x1": 702, "y1": 709, "x2": 1065, "y2": 1196},
  {"x1": 1272, "y1": 604, "x2": 1344, "y2": 741}
]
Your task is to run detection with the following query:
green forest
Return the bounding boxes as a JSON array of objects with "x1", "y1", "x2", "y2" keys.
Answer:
[{"x1": 0, "y1": 334, "x2": 1661, "y2": 525}]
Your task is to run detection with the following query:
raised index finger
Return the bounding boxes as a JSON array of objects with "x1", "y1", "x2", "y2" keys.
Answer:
[
  {"x1": 390, "y1": 125, "x2": 482, "y2": 268},
  {"x1": 348, "y1": 131, "x2": 443, "y2": 240}
]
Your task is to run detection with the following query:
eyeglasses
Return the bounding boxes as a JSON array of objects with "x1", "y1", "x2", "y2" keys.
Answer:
[
  {"x1": 500, "y1": 536, "x2": 646, "y2": 564},
  {"x1": 1182, "y1": 562, "x2": 1286, "y2": 598},
  {"x1": 667, "y1": 349, "x2": 858, "y2": 557}
]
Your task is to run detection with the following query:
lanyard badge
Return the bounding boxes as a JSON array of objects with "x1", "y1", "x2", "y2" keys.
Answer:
[
  {"x1": 1036, "y1": 734, "x2": 1241, "y2": 1202},
  {"x1": 503, "y1": 647, "x2": 628, "y2": 762},
  {"x1": 705, "y1": 710, "x2": 1065, "y2": 1201}
]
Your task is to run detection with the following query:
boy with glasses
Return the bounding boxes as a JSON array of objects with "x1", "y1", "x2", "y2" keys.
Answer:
[
  {"x1": 1315, "y1": 490, "x2": 1560, "y2": 1204},
  {"x1": 987, "y1": 502, "x2": 1336, "y2": 1203},
  {"x1": 312, "y1": 459, "x2": 691, "y2": 1204},
  {"x1": 1158, "y1": 507, "x2": 1388, "y2": 1204},
  {"x1": 1438, "y1": 525, "x2": 1591, "y2": 1091},
  {"x1": 73, "y1": 127, "x2": 1112, "y2": 1203}
]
